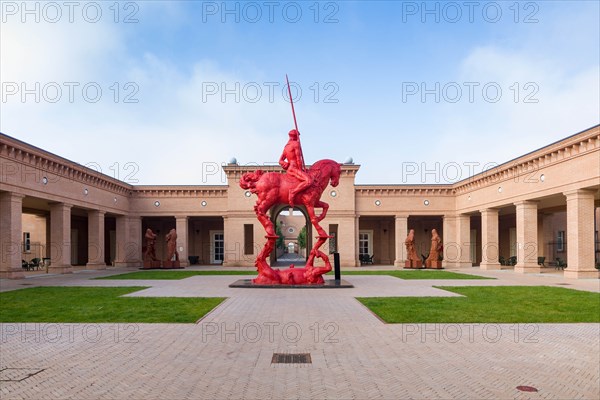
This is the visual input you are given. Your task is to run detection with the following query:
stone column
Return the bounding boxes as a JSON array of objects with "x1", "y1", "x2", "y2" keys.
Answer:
[
  {"x1": 0, "y1": 192, "x2": 25, "y2": 279},
  {"x1": 354, "y1": 214, "x2": 361, "y2": 267},
  {"x1": 86, "y1": 210, "x2": 106, "y2": 270},
  {"x1": 49, "y1": 202, "x2": 73, "y2": 274},
  {"x1": 456, "y1": 214, "x2": 471, "y2": 267},
  {"x1": 480, "y1": 208, "x2": 501, "y2": 270},
  {"x1": 564, "y1": 190, "x2": 598, "y2": 278},
  {"x1": 114, "y1": 215, "x2": 142, "y2": 267},
  {"x1": 443, "y1": 214, "x2": 471, "y2": 268},
  {"x1": 128, "y1": 216, "x2": 142, "y2": 266},
  {"x1": 394, "y1": 215, "x2": 408, "y2": 267},
  {"x1": 176, "y1": 216, "x2": 189, "y2": 267},
  {"x1": 114, "y1": 215, "x2": 129, "y2": 267},
  {"x1": 514, "y1": 201, "x2": 540, "y2": 273}
]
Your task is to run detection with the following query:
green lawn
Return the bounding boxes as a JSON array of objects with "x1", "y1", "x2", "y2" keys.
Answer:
[
  {"x1": 99, "y1": 269, "x2": 491, "y2": 280},
  {"x1": 335, "y1": 270, "x2": 493, "y2": 280},
  {"x1": 358, "y1": 286, "x2": 600, "y2": 323},
  {"x1": 96, "y1": 270, "x2": 256, "y2": 280},
  {"x1": 0, "y1": 287, "x2": 226, "y2": 323}
]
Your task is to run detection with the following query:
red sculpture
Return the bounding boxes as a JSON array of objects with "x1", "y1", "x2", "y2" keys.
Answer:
[
  {"x1": 239, "y1": 76, "x2": 342, "y2": 285},
  {"x1": 240, "y1": 157, "x2": 341, "y2": 284}
]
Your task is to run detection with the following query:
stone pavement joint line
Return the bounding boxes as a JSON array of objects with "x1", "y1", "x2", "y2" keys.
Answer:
[{"x1": 1, "y1": 267, "x2": 599, "y2": 399}]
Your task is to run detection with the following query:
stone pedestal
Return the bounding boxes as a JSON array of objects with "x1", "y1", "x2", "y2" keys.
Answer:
[
  {"x1": 143, "y1": 260, "x2": 162, "y2": 269},
  {"x1": 426, "y1": 261, "x2": 442, "y2": 269},
  {"x1": 404, "y1": 260, "x2": 423, "y2": 269},
  {"x1": 162, "y1": 260, "x2": 182, "y2": 269}
]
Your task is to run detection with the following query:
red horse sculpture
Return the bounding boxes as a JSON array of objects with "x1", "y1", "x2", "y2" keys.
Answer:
[{"x1": 240, "y1": 158, "x2": 342, "y2": 284}]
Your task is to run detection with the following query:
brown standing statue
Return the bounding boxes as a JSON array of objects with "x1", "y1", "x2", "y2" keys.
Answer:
[
  {"x1": 404, "y1": 229, "x2": 422, "y2": 268},
  {"x1": 165, "y1": 228, "x2": 179, "y2": 262},
  {"x1": 425, "y1": 229, "x2": 442, "y2": 269},
  {"x1": 144, "y1": 228, "x2": 158, "y2": 261}
]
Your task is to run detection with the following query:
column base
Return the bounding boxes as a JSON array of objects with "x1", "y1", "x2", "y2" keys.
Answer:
[
  {"x1": 480, "y1": 262, "x2": 501, "y2": 270},
  {"x1": 563, "y1": 269, "x2": 600, "y2": 279},
  {"x1": 403, "y1": 260, "x2": 423, "y2": 269},
  {"x1": 514, "y1": 263, "x2": 541, "y2": 274},
  {"x1": 114, "y1": 261, "x2": 142, "y2": 268},
  {"x1": 86, "y1": 263, "x2": 107, "y2": 270},
  {"x1": 443, "y1": 262, "x2": 472, "y2": 269},
  {"x1": 0, "y1": 270, "x2": 25, "y2": 279},
  {"x1": 49, "y1": 265, "x2": 73, "y2": 274}
]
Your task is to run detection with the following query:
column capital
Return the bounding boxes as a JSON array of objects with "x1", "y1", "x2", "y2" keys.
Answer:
[
  {"x1": 563, "y1": 189, "x2": 596, "y2": 199},
  {"x1": 513, "y1": 200, "x2": 538, "y2": 208},
  {"x1": 88, "y1": 209, "x2": 107, "y2": 216},
  {"x1": 0, "y1": 192, "x2": 25, "y2": 201},
  {"x1": 395, "y1": 214, "x2": 409, "y2": 219},
  {"x1": 175, "y1": 216, "x2": 189, "y2": 221},
  {"x1": 49, "y1": 202, "x2": 73, "y2": 209},
  {"x1": 479, "y1": 208, "x2": 499, "y2": 215}
]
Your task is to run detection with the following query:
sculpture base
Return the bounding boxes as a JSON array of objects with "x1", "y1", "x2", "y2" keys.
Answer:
[
  {"x1": 142, "y1": 260, "x2": 162, "y2": 269},
  {"x1": 162, "y1": 260, "x2": 183, "y2": 269},
  {"x1": 404, "y1": 260, "x2": 423, "y2": 269},
  {"x1": 425, "y1": 261, "x2": 443, "y2": 269},
  {"x1": 229, "y1": 279, "x2": 354, "y2": 289}
]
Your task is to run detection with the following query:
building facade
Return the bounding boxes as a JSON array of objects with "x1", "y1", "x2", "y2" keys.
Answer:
[{"x1": 1, "y1": 125, "x2": 599, "y2": 279}]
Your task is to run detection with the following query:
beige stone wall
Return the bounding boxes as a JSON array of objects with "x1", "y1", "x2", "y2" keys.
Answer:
[{"x1": 2, "y1": 126, "x2": 599, "y2": 276}]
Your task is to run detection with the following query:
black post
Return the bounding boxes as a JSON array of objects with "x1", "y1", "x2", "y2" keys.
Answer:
[{"x1": 334, "y1": 252, "x2": 341, "y2": 281}]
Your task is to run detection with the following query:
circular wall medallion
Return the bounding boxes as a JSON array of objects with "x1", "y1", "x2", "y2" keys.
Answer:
[
  {"x1": 42, "y1": 177, "x2": 48, "y2": 185},
  {"x1": 498, "y1": 187, "x2": 503, "y2": 193},
  {"x1": 540, "y1": 174, "x2": 545, "y2": 182},
  {"x1": 375, "y1": 200, "x2": 381, "y2": 206},
  {"x1": 83, "y1": 188, "x2": 89, "y2": 195},
  {"x1": 201, "y1": 200, "x2": 208, "y2": 207},
  {"x1": 113, "y1": 197, "x2": 118, "y2": 203},
  {"x1": 330, "y1": 190, "x2": 337, "y2": 197},
  {"x1": 154, "y1": 201, "x2": 160, "y2": 207},
  {"x1": 288, "y1": 227, "x2": 295, "y2": 234},
  {"x1": 245, "y1": 191, "x2": 252, "y2": 197},
  {"x1": 424, "y1": 199, "x2": 430, "y2": 206}
]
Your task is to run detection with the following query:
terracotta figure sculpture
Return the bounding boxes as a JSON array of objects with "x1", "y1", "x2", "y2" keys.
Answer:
[
  {"x1": 144, "y1": 228, "x2": 158, "y2": 261},
  {"x1": 404, "y1": 229, "x2": 421, "y2": 268},
  {"x1": 425, "y1": 229, "x2": 442, "y2": 269},
  {"x1": 165, "y1": 228, "x2": 179, "y2": 262}
]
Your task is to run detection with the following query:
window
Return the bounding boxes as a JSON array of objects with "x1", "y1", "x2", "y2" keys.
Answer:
[
  {"x1": 23, "y1": 232, "x2": 31, "y2": 253},
  {"x1": 358, "y1": 230, "x2": 373, "y2": 256},
  {"x1": 557, "y1": 231, "x2": 565, "y2": 252},
  {"x1": 244, "y1": 224, "x2": 254, "y2": 255}
]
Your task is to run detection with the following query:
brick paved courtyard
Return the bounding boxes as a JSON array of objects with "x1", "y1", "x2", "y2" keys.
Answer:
[{"x1": 1, "y1": 268, "x2": 599, "y2": 399}]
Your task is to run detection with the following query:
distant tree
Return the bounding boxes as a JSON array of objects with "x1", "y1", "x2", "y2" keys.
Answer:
[
  {"x1": 276, "y1": 223, "x2": 285, "y2": 249},
  {"x1": 297, "y1": 226, "x2": 307, "y2": 250}
]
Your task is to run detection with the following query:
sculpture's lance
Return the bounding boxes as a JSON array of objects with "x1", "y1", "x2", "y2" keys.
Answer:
[{"x1": 286, "y1": 74, "x2": 306, "y2": 171}]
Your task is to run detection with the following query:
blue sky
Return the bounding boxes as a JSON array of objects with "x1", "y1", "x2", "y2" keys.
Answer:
[{"x1": 1, "y1": 1, "x2": 599, "y2": 185}]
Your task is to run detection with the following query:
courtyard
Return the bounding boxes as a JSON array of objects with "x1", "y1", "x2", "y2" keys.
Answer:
[{"x1": 1, "y1": 267, "x2": 599, "y2": 399}]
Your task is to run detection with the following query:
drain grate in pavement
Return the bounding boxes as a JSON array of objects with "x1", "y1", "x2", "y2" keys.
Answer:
[
  {"x1": 0, "y1": 368, "x2": 45, "y2": 382},
  {"x1": 271, "y1": 353, "x2": 312, "y2": 364},
  {"x1": 516, "y1": 385, "x2": 538, "y2": 392}
]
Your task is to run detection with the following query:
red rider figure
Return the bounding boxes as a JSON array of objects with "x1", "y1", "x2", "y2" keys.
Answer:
[{"x1": 279, "y1": 129, "x2": 311, "y2": 206}]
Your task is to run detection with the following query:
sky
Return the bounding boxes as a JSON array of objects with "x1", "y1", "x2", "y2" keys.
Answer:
[{"x1": 1, "y1": 0, "x2": 599, "y2": 185}]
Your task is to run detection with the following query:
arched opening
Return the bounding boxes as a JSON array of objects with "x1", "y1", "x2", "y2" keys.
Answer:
[{"x1": 269, "y1": 205, "x2": 312, "y2": 267}]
